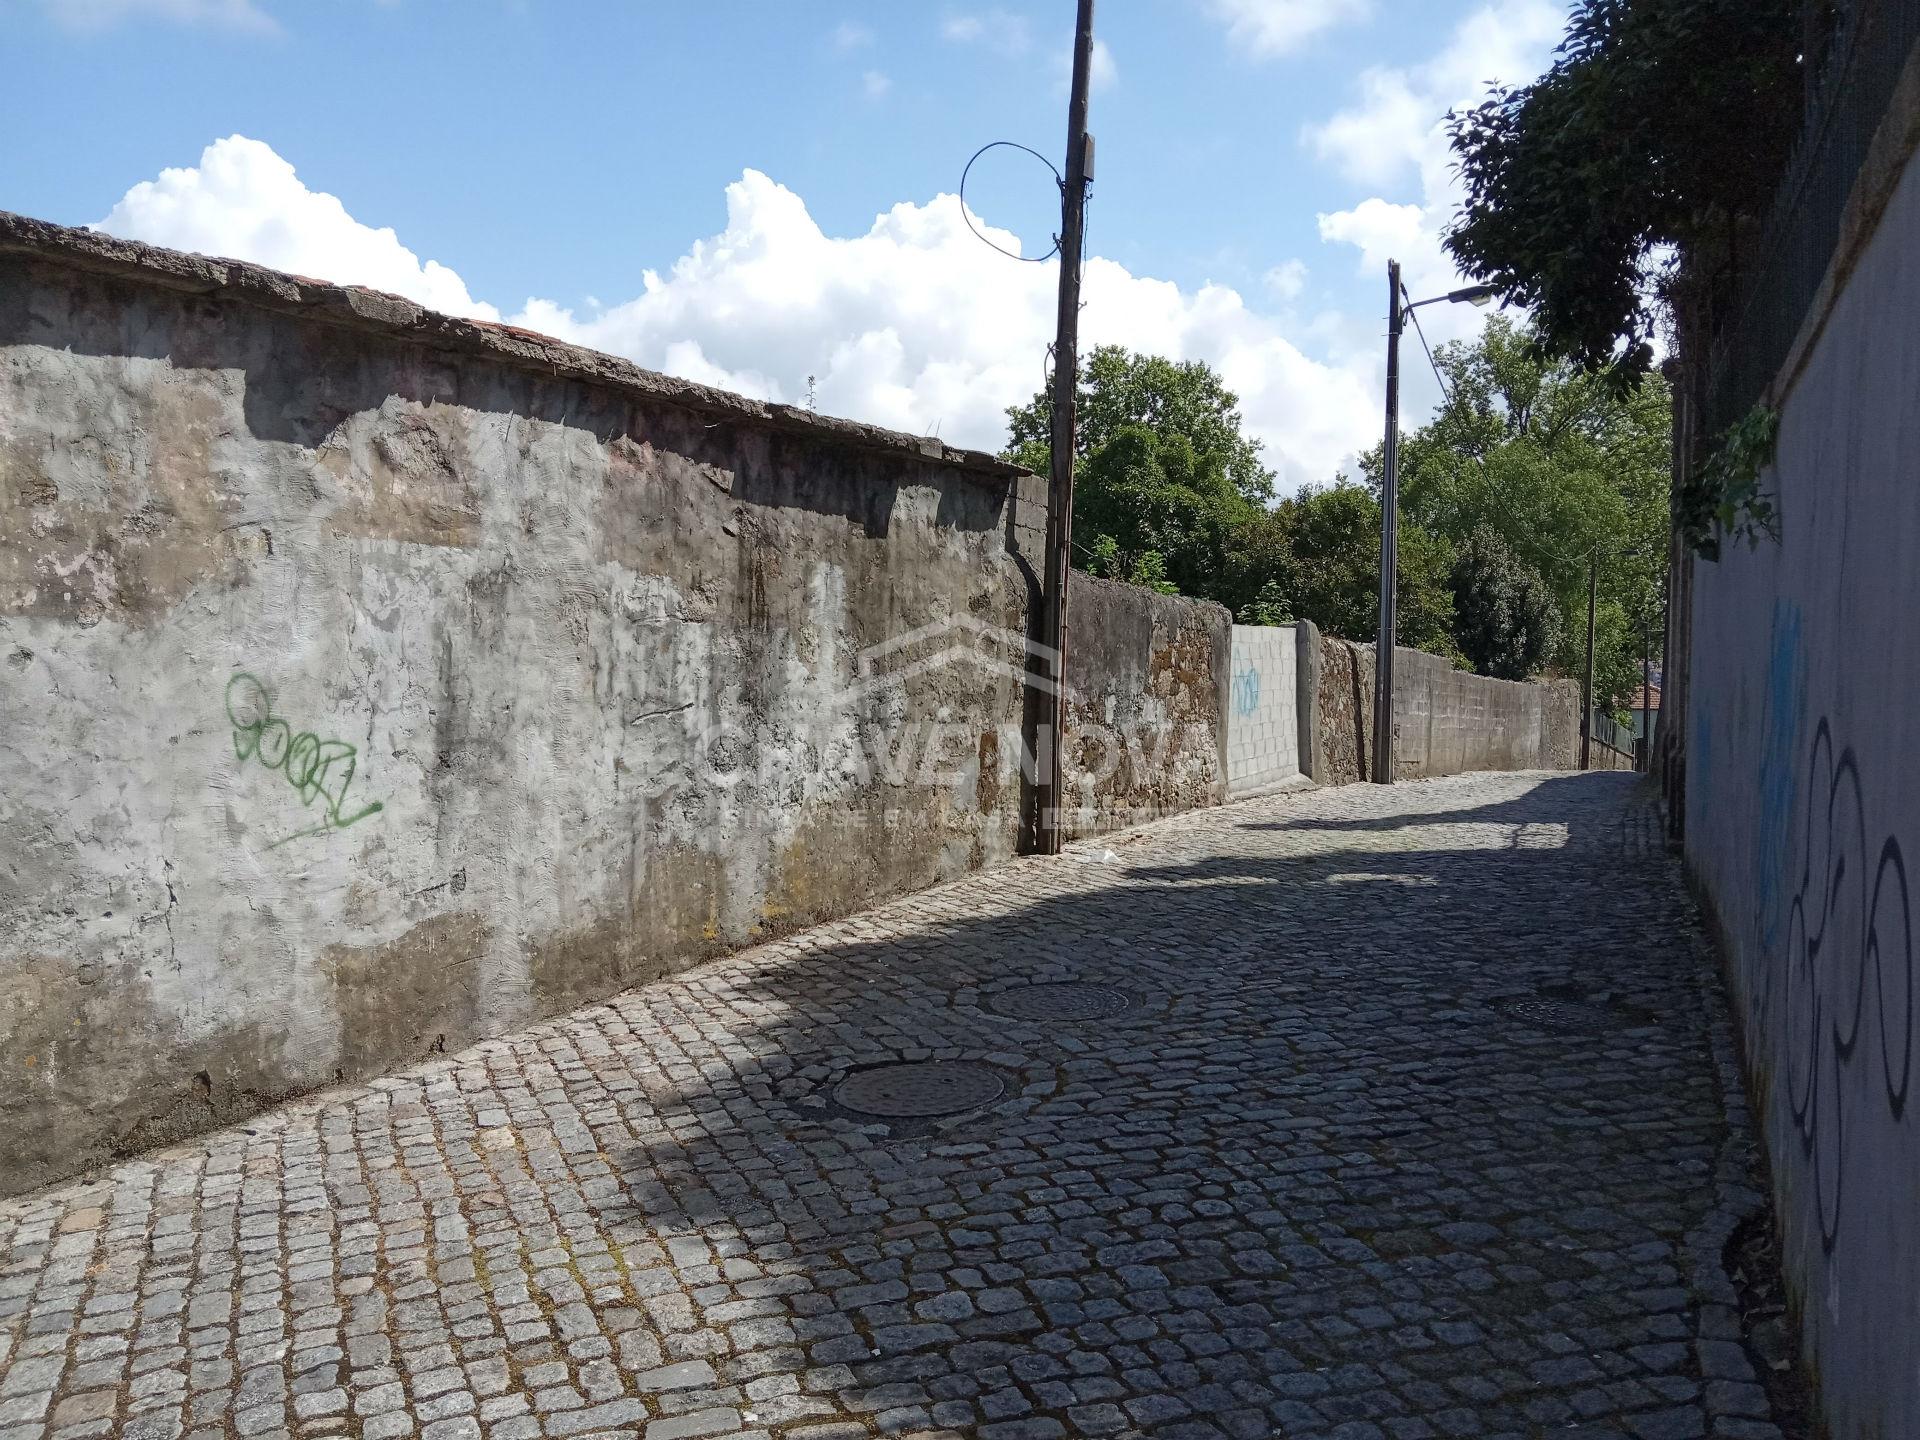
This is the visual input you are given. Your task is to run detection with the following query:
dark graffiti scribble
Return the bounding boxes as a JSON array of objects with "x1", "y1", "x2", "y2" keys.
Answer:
[
  {"x1": 225, "y1": 672, "x2": 384, "y2": 845},
  {"x1": 1775, "y1": 718, "x2": 1912, "y2": 1253}
]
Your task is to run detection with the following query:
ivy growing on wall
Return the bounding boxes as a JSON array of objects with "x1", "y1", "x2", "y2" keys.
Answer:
[{"x1": 1682, "y1": 402, "x2": 1780, "y2": 559}]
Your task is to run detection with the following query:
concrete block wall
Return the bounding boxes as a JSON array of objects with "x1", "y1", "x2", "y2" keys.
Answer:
[
  {"x1": 1226, "y1": 624, "x2": 1302, "y2": 796},
  {"x1": 1391, "y1": 646, "x2": 1546, "y2": 777}
]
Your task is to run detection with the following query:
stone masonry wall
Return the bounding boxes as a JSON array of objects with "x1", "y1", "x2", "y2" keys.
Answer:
[{"x1": 1060, "y1": 574, "x2": 1230, "y2": 839}]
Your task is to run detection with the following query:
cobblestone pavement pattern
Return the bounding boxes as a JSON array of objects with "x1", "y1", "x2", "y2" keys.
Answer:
[{"x1": 0, "y1": 773, "x2": 1786, "y2": 1440}]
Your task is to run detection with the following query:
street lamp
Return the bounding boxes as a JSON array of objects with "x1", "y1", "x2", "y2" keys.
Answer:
[{"x1": 1371, "y1": 261, "x2": 1497, "y2": 785}]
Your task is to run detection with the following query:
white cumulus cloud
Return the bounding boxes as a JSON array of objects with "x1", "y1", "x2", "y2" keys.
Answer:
[
  {"x1": 39, "y1": 0, "x2": 276, "y2": 31},
  {"x1": 1263, "y1": 259, "x2": 1308, "y2": 302},
  {"x1": 1307, "y1": 0, "x2": 1559, "y2": 192},
  {"x1": 940, "y1": 9, "x2": 1032, "y2": 55},
  {"x1": 1203, "y1": 0, "x2": 1372, "y2": 58},
  {"x1": 1088, "y1": 37, "x2": 1120, "y2": 91},
  {"x1": 94, "y1": 137, "x2": 1391, "y2": 488},
  {"x1": 830, "y1": 19, "x2": 874, "y2": 50},
  {"x1": 95, "y1": 136, "x2": 500, "y2": 321},
  {"x1": 1310, "y1": 0, "x2": 1561, "y2": 345},
  {"x1": 516, "y1": 172, "x2": 1377, "y2": 486}
]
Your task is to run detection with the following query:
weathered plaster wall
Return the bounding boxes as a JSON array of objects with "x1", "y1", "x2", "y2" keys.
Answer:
[
  {"x1": 1060, "y1": 573, "x2": 1229, "y2": 838},
  {"x1": 1685, "y1": 139, "x2": 1920, "y2": 1438},
  {"x1": 1314, "y1": 636, "x2": 1580, "y2": 785},
  {"x1": 0, "y1": 215, "x2": 1046, "y2": 1197},
  {"x1": 1225, "y1": 624, "x2": 1301, "y2": 796}
]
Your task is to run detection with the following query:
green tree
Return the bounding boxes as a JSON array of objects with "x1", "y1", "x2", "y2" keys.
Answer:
[
  {"x1": 1448, "y1": 527, "x2": 1560, "y2": 680},
  {"x1": 1003, "y1": 351, "x2": 1462, "y2": 659},
  {"x1": 1005, "y1": 346, "x2": 1276, "y2": 505},
  {"x1": 1275, "y1": 482, "x2": 1460, "y2": 660},
  {"x1": 1082, "y1": 532, "x2": 1177, "y2": 594},
  {"x1": 1066, "y1": 423, "x2": 1256, "y2": 601},
  {"x1": 1235, "y1": 580, "x2": 1293, "y2": 627},
  {"x1": 1445, "y1": 0, "x2": 1806, "y2": 383},
  {"x1": 1361, "y1": 317, "x2": 1669, "y2": 710},
  {"x1": 1005, "y1": 348, "x2": 1274, "y2": 611}
]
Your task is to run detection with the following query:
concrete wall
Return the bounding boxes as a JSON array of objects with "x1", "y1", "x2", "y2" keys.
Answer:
[
  {"x1": 1312, "y1": 635, "x2": 1581, "y2": 785},
  {"x1": 1226, "y1": 624, "x2": 1302, "y2": 795},
  {"x1": 1684, "y1": 128, "x2": 1920, "y2": 1438},
  {"x1": 1061, "y1": 574, "x2": 1230, "y2": 837},
  {"x1": 0, "y1": 214, "x2": 1053, "y2": 1197}
]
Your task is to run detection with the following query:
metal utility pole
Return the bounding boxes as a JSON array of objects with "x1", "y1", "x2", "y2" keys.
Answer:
[
  {"x1": 1371, "y1": 259, "x2": 1403, "y2": 785},
  {"x1": 1580, "y1": 550, "x2": 1598, "y2": 770},
  {"x1": 1037, "y1": 0, "x2": 1096, "y2": 854}
]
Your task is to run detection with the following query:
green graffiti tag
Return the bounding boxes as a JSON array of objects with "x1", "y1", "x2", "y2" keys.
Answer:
[{"x1": 225, "y1": 672, "x2": 384, "y2": 847}]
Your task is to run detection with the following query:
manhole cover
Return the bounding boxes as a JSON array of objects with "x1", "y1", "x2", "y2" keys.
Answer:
[
  {"x1": 1501, "y1": 998, "x2": 1620, "y2": 1032},
  {"x1": 988, "y1": 982, "x2": 1135, "y2": 1022},
  {"x1": 834, "y1": 1061, "x2": 1005, "y2": 1119}
]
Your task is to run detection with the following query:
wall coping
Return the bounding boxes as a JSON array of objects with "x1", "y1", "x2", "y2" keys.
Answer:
[
  {"x1": 0, "y1": 209, "x2": 1029, "y2": 486},
  {"x1": 1320, "y1": 633, "x2": 1573, "y2": 700},
  {"x1": 1069, "y1": 568, "x2": 1234, "y2": 627}
]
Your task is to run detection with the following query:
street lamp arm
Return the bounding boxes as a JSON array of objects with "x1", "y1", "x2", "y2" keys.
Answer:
[
  {"x1": 1400, "y1": 283, "x2": 1499, "y2": 318},
  {"x1": 1371, "y1": 269, "x2": 1498, "y2": 786}
]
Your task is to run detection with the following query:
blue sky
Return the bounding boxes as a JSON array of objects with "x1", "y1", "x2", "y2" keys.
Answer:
[{"x1": 0, "y1": 0, "x2": 1565, "y2": 487}]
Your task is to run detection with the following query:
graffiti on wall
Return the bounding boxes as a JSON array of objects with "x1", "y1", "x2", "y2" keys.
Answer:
[
  {"x1": 1755, "y1": 600, "x2": 1805, "y2": 949},
  {"x1": 1232, "y1": 662, "x2": 1261, "y2": 718},
  {"x1": 225, "y1": 672, "x2": 384, "y2": 847},
  {"x1": 1773, "y1": 718, "x2": 1912, "y2": 1253}
]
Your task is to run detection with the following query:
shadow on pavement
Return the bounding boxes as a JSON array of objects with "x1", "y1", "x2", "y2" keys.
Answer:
[{"x1": 509, "y1": 771, "x2": 1739, "y2": 1437}]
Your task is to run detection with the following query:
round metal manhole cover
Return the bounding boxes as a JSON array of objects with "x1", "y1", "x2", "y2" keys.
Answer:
[
  {"x1": 1501, "y1": 998, "x2": 1620, "y2": 1033},
  {"x1": 834, "y1": 1061, "x2": 1005, "y2": 1119},
  {"x1": 988, "y1": 982, "x2": 1135, "y2": 1022}
]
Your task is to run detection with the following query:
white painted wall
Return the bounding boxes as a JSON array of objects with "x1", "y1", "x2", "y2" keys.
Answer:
[
  {"x1": 1226, "y1": 625, "x2": 1299, "y2": 796},
  {"x1": 1686, "y1": 136, "x2": 1920, "y2": 1437}
]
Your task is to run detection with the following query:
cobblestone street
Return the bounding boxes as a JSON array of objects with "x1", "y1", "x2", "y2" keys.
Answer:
[{"x1": 0, "y1": 772, "x2": 1787, "y2": 1440}]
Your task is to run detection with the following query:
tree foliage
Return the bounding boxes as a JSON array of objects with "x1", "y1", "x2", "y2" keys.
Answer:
[
  {"x1": 1007, "y1": 347, "x2": 1272, "y2": 610},
  {"x1": 1449, "y1": 528, "x2": 1559, "y2": 681},
  {"x1": 1445, "y1": 0, "x2": 1806, "y2": 383},
  {"x1": 1002, "y1": 334, "x2": 1664, "y2": 712},
  {"x1": 1006, "y1": 346, "x2": 1276, "y2": 505},
  {"x1": 1067, "y1": 424, "x2": 1256, "y2": 601},
  {"x1": 1273, "y1": 483, "x2": 1460, "y2": 661},
  {"x1": 1367, "y1": 318, "x2": 1670, "y2": 710}
]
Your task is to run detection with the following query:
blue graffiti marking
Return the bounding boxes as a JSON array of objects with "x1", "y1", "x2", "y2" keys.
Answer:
[
  {"x1": 1756, "y1": 599, "x2": 1805, "y2": 947},
  {"x1": 1232, "y1": 663, "x2": 1261, "y2": 718}
]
